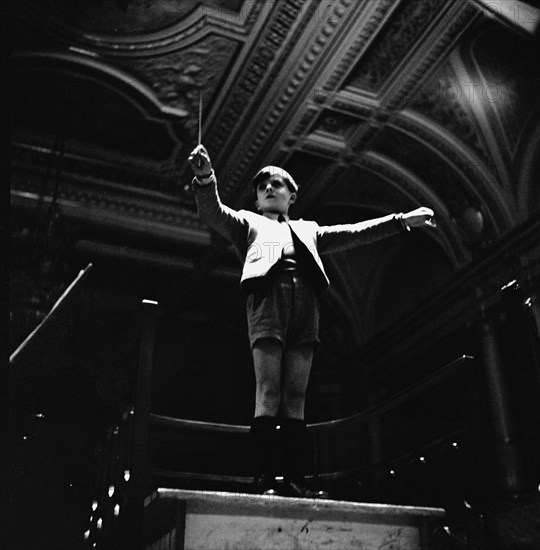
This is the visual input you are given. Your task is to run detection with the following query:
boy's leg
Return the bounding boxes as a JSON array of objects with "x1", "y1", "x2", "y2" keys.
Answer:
[
  {"x1": 250, "y1": 338, "x2": 283, "y2": 493},
  {"x1": 252, "y1": 337, "x2": 283, "y2": 417},
  {"x1": 280, "y1": 343, "x2": 328, "y2": 498},
  {"x1": 280, "y1": 343, "x2": 313, "y2": 419}
]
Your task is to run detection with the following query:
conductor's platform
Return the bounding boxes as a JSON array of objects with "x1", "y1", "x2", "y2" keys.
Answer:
[{"x1": 143, "y1": 489, "x2": 447, "y2": 550}]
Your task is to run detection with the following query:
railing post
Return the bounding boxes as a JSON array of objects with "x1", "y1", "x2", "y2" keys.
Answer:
[
  {"x1": 367, "y1": 390, "x2": 385, "y2": 501},
  {"x1": 123, "y1": 299, "x2": 159, "y2": 550},
  {"x1": 479, "y1": 317, "x2": 525, "y2": 498}
]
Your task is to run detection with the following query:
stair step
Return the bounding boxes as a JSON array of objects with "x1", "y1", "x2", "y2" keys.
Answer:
[{"x1": 143, "y1": 489, "x2": 446, "y2": 550}]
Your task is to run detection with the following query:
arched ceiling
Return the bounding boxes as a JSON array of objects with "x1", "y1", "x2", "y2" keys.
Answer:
[{"x1": 9, "y1": 0, "x2": 540, "y2": 361}]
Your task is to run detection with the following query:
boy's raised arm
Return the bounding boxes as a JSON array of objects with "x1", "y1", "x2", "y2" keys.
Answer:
[{"x1": 187, "y1": 145, "x2": 248, "y2": 247}]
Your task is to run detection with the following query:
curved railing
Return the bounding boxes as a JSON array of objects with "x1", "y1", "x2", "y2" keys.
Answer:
[{"x1": 146, "y1": 354, "x2": 473, "y2": 486}]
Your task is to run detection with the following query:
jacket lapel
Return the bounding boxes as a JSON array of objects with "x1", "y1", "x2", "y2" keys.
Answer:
[{"x1": 288, "y1": 221, "x2": 328, "y2": 293}]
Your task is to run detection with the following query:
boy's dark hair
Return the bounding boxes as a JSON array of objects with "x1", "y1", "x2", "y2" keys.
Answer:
[{"x1": 251, "y1": 166, "x2": 298, "y2": 198}]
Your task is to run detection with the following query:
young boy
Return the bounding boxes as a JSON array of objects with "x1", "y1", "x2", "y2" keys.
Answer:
[{"x1": 188, "y1": 144, "x2": 435, "y2": 497}]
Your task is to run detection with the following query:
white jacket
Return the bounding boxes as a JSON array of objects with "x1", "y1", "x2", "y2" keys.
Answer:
[{"x1": 193, "y1": 177, "x2": 403, "y2": 293}]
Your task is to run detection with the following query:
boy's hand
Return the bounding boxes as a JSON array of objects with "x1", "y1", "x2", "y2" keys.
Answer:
[
  {"x1": 403, "y1": 207, "x2": 436, "y2": 229},
  {"x1": 188, "y1": 144, "x2": 213, "y2": 177}
]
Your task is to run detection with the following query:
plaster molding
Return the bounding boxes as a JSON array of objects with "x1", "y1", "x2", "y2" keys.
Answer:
[
  {"x1": 381, "y1": 2, "x2": 481, "y2": 110},
  {"x1": 409, "y1": 58, "x2": 495, "y2": 174},
  {"x1": 10, "y1": 51, "x2": 194, "y2": 204},
  {"x1": 321, "y1": 0, "x2": 397, "y2": 96},
  {"x1": 124, "y1": 34, "x2": 239, "y2": 134},
  {"x1": 11, "y1": 171, "x2": 201, "y2": 234},
  {"x1": 394, "y1": 110, "x2": 515, "y2": 233},
  {"x1": 356, "y1": 151, "x2": 466, "y2": 267},
  {"x1": 205, "y1": 0, "x2": 318, "y2": 180},
  {"x1": 11, "y1": 1, "x2": 264, "y2": 55},
  {"x1": 12, "y1": 50, "x2": 189, "y2": 121},
  {"x1": 516, "y1": 117, "x2": 540, "y2": 219},
  {"x1": 213, "y1": 0, "x2": 360, "y2": 201}
]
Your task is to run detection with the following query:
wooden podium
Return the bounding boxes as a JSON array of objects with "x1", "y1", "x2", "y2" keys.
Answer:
[{"x1": 143, "y1": 489, "x2": 447, "y2": 550}]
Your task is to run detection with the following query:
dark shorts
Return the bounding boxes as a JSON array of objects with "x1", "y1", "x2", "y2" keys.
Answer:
[{"x1": 246, "y1": 272, "x2": 320, "y2": 350}]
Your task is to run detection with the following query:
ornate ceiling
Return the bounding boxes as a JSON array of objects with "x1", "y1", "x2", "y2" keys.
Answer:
[{"x1": 9, "y1": 0, "x2": 540, "y2": 369}]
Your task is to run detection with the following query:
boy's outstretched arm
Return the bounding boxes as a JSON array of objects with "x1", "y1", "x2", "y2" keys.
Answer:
[
  {"x1": 187, "y1": 145, "x2": 248, "y2": 246},
  {"x1": 317, "y1": 207, "x2": 436, "y2": 255}
]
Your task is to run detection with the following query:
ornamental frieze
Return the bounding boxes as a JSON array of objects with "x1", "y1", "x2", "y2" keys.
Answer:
[
  {"x1": 345, "y1": 0, "x2": 447, "y2": 91},
  {"x1": 119, "y1": 35, "x2": 239, "y2": 135},
  {"x1": 410, "y1": 61, "x2": 494, "y2": 169}
]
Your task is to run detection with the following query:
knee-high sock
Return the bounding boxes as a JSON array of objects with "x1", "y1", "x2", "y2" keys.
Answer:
[
  {"x1": 281, "y1": 418, "x2": 311, "y2": 483},
  {"x1": 249, "y1": 416, "x2": 279, "y2": 484}
]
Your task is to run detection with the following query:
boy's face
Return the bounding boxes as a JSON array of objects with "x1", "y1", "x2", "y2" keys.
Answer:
[{"x1": 255, "y1": 175, "x2": 296, "y2": 215}]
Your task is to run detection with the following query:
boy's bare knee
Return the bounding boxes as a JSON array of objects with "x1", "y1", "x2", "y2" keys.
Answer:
[
  {"x1": 259, "y1": 385, "x2": 280, "y2": 403},
  {"x1": 281, "y1": 389, "x2": 306, "y2": 415},
  {"x1": 281, "y1": 402, "x2": 305, "y2": 419},
  {"x1": 255, "y1": 387, "x2": 281, "y2": 417}
]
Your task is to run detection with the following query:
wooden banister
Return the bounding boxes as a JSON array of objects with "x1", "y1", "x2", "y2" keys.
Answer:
[
  {"x1": 10, "y1": 263, "x2": 93, "y2": 367},
  {"x1": 149, "y1": 355, "x2": 473, "y2": 437}
]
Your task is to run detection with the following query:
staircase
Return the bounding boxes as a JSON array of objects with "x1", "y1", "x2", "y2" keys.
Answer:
[{"x1": 143, "y1": 489, "x2": 447, "y2": 550}]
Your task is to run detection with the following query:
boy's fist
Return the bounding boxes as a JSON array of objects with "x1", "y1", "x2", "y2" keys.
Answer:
[
  {"x1": 188, "y1": 144, "x2": 213, "y2": 177},
  {"x1": 403, "y1": 207, "x2": 436, "y2": 229}
]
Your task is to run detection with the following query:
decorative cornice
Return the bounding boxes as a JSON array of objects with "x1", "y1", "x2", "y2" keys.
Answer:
[
  {"x1": 289, "y1": 95, "x2": 374, "y2": 151},
  {"x1": 124, "y1": 34, "x2": 238, "y2": 135},
  {"x1": 328, "y1": 96, "x2": 375, "y2": 119},
  {"x1": 11, "y1": 171, "x2": 210, "y2": 246},
  {"x1": 467, "y1": 24, "x2": 540, "y2": 156},
  {"x1": 321, "y1": 0, "x2": 395, "y2": 95},
  {"x1": 11, "y1": 1, "x2": 264, "y2": 55},
  {"x1": 11, "y1": 142, "x2": 184, "y2": 198},
  {"x1": 216, "y1": 0, "x2": 478, "y2": 208},
  {"x1": 291, "y1": 106, "x2": 321, "y2": 137},
  {"x1": 12, "y1": 51, "x2": 189, "y2": 121},
  {"x1": 11, "y1": 170, "x2": 201, "y2": 232},
  {"x1": 301, "y1": 137, "x2": 345, "y2": 160},
  {"x1": 345, "y1": 0, "x2": 448, "y2": 92},
  {"x1": 322, "y1": 3, "x2": 485, "y2": 194},
  {"x1": 516, "y1": 117, "x2": 540, "y2": 218},
  {"x1": 10, "y1": 52, "x2": 194, "y2": 200},
  {"x1": 383, "y1": 2, "x2": 480, "y2": 111},
  {"x1": 312, "y1": 110, "x2": 362, "y2": 139},
  {"x1": 290, "y1": 1, "x2": 395, "y2": 146},
  {"x1": 206, "y1": 0, "x2": 312, "y2": 170},
  {"x1": 409, "y1": 59, "x2": 494, "y2": 169},
  {"x1": 10, "y1": 140, "x2": 202, "y2": 237},
  {"x1": 216, "y1": 0, "x2": 357, "y2": 201}
]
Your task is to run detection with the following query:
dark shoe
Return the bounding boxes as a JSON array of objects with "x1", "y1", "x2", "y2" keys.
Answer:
[
  {"x1": 254, "y1": 473, "x2": 280, "y2": 495},
  {"x1": 280, "y1": 418, "x2": 330, "y2": 499}
]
